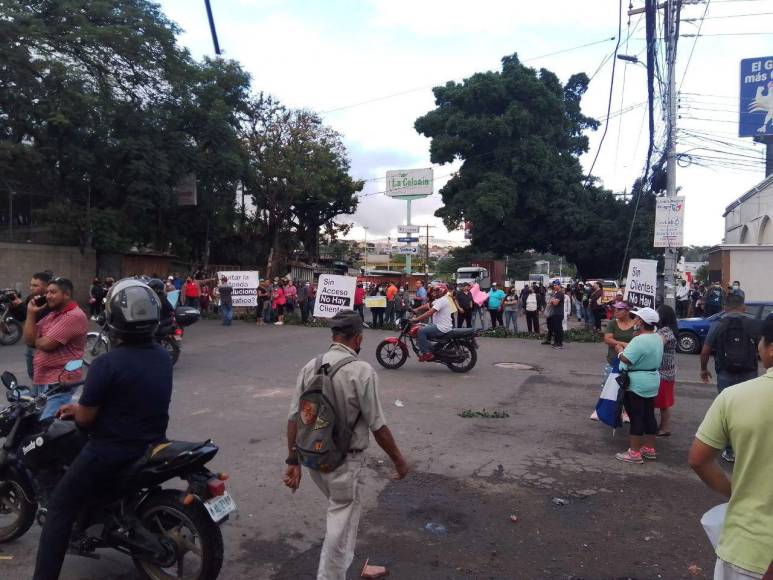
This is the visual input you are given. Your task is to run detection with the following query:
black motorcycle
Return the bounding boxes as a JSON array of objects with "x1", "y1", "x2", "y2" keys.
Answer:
[
  {"x1": 0, "y1": 290, "x2": 23, "y2": 346},
  {"x1": 375, "y1": 319, "x2": 479, "y2": 373},
  {"x1": 0, "y1": 361, "x2": 233, "y2": 580},
  {"x1": 85, "y1": 306, "x2": 200, "y2": 367}
]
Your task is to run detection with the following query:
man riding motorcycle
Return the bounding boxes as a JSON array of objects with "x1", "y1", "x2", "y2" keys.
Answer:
[
  {"x1": 147, "y1": 278, "x2": 175, "y2": 330},
  {"x1": 33, "y1": 279, "x2": 173, "y2": 580},
  {"x1": 410, "y1": 282, "x2": 455, "y2": 362}
]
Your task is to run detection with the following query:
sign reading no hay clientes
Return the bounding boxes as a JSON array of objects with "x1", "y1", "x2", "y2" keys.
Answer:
[
  {"x1": 217, "y1": 271, "x2": 259, "y2": 307},
  {"x1": 313, "y1": 274, "x2": 357, "y2": 318},
  {"x1": 385, "y1": 168, "x2": 433, "y2": 198},
  {"x1": 623, "y1": 259, "x2": 657, "y2": 309}
]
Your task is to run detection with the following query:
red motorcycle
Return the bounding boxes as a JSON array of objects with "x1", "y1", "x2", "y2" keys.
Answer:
[{"x1": 375, "y1": 320, "x2": 479, "y2": 373}]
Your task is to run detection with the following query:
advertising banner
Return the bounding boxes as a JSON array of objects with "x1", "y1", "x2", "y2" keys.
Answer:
[
  {"x1": 385, "y1": 168, "x2": 433, "y2": 198},
  {"x1": 739, "y1": 56, "x2": 773, "y2": 137},
  {"x1": 313, "y1": 274, "x2": 357, "y2": 318},
  {"x1": 364, "y1": 296, "x2": 387, "y2": 309},
  {"x1": 654, "y1": 197, "x2": 686, "y2": 248},
  {"x1": 623, "y1": 260, "x2": 657, "y2": 308},
  {"x1": 217, "y1": 271, "x2": 259, "y2": 307}
]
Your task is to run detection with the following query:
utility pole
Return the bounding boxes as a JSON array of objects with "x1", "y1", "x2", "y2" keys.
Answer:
[
  {"x1": 363, "y1": 226, "x2": 369, "y2": 276},
  {"x1": 662, "y1": 0, "x2": 680, "y2": 309},
  {"x1": 421, "y1": 224, "x2": 435, "y2": 285}
]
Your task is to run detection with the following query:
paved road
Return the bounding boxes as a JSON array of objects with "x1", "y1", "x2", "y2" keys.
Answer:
[{"x1": 0, "y1": 320, "x2": 724, "y2": 579}]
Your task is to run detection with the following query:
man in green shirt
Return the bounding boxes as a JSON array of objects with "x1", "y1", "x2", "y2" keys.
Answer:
[{"x1": 689, "y1": 317, "x2": 773, "y2": 579}]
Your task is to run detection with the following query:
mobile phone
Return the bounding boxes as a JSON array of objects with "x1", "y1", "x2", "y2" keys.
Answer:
[{"x1": 34, "y1": 296, "x2": 46, "y2": 307}]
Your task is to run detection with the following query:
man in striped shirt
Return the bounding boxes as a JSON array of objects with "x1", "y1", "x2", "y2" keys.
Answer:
[{"x1": 23, "y1": 277, "x2": 88, "y2": 419}]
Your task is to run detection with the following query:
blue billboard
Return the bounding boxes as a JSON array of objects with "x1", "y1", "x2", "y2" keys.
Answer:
[{"x1": 739, "y1": 56, "x2": 773, "y2": 137}]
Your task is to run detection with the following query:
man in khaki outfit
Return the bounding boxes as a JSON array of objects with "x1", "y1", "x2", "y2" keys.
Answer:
[{"x1": 283, "y1": 310, "x2": 409, "y2": 579}]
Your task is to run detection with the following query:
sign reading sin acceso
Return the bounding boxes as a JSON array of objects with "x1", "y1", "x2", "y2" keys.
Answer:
[
  {"x1": 385, "y1": 168, "x2": 433, "y2": 198},
  {"x1": 739, "y1": 56, "x2": 773, "y2": 137}
]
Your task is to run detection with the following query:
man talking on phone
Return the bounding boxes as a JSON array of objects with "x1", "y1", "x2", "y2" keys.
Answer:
[
  {"x1": 23, "y1": 277, "x2": 88, "y2": 420},
  {"x1": 9, "y1": 271, "x2": 52, "y2": 379}
]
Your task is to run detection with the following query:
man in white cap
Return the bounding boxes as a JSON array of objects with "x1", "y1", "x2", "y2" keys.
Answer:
[{"x1": 613, "y1": 307, "x2": 664, "y2": 464}]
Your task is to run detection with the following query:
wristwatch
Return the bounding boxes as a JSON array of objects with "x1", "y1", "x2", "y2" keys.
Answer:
[{"x1": 285, "y1": 457, "x2": 299, "y2": 466}]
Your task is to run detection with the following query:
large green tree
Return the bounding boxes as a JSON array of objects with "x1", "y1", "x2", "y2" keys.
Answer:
[{"x1": 415, "y1": 54, "x2": 657, "y2": 278}]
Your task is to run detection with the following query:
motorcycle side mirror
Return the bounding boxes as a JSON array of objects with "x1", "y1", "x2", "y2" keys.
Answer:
[
  {"x1": 1, "y1": 371, "x2": 17, "y2": 390},
  {"x1": 63, "y1": 360, "x2": 84, "y2": 373}
]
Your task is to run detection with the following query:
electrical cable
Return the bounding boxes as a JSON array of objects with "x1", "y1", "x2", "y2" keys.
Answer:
[
  {"x1": 583, "y1": 0, "x2": 624, "y2": 189},
  {"x1": 320, "y1": 36, "x2": 617, "y2": 115},
  {"x1": 679, "y1": 0, "x2": 709, "y2": 90}
]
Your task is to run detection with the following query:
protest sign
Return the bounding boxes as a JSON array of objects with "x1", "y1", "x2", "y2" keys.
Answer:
[
  {"x1": 313, "y1": 274, "x2": 357, "y2": 318},
  {"x1": 623, "y1": 260, "x2": 657, "y2": 308},
  {"x1": 654, "y1": 197, "x2": 685, "y2": 248},
  {"x1": 217, "y1": 271, "x2": 259, "y2": 307},
  {"x1": 364, "y1": 296, "x2": 387, "y2": 309}
]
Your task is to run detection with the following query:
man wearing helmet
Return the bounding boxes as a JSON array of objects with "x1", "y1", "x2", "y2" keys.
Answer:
[
  {"x1": 410, "y1": 282, "x2": 454, "y2": 362},
  {"x1": 33, "y1": 279, "x2": 174, "y2": 580}
]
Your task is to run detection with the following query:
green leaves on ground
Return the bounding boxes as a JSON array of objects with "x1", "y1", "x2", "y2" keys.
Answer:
[{"x1": 458, "y1": 409, "x2": 510, "y2": 419}]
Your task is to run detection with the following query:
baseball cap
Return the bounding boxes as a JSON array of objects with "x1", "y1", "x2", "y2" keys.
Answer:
[
  {"x1": 632, "y1": 307, "x2": 659, "y2": 325},
  {"x1": 329, "y1": 309, "x2": 363, "y2": 334},
  {"x1": 552, "y1": 279, "x2": 561, "y2": 286}
]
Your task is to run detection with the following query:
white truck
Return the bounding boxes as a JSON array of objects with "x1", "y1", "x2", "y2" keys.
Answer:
[{"x1": 456, "y1": 266, "x2": 492, "y2": 291}]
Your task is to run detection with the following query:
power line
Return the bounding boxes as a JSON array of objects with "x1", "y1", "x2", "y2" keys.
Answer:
[
  {"x1": 684, "y1": 10, "x2": 773, "y2": 19},
  {"x1": 678, "y1": 0, "x2": 710, "y2": 90},
  {"x1": 320, "y1": 36, "x2": 617, "y2": 115},
  {"x1": 583, "y1": 0, "x2": 624, "y2": 188}
]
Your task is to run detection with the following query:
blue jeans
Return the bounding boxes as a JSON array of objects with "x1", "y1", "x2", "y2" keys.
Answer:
[
  {"x1": 576, "y1": 303, "x2": 585, "y2": 322},
  {"x1": 472, "y1": 309, "x2": 486, "y2": 330},
  {"x1": 418, "y1": 324, "x2": 446, "y2": 354},
  {"x1": 32, "y1": 384, "x2": 75, "y2": 421},
  {"x1": 503, "y1": 310, "x2": 519, "y2": 333},
  {"x1": 220, "y1": 304, "x2": 233, "y2": 325}
]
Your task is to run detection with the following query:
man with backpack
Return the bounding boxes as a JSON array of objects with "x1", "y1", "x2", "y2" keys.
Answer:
[
  {"x1": 283, "y1": 310, "x2": 410, "y2": 579},
  {"x1": 700, "y1": 293, "x2": 761, "y2": 462}
]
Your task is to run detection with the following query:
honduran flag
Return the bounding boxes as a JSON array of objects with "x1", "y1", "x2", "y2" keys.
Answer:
[{"x1": 595, "y1": 358, "x2": 623, "y2": 428}]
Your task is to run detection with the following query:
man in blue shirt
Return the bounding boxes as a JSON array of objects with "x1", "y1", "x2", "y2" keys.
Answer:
[
  {"x1": 33, "y1": 279, "x2": 173, "y2": 580},
  {"x1": 487, "y1": 282, "x2": 506, "y2": 329}
]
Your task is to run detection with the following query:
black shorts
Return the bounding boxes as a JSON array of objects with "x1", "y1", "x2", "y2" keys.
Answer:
[{"x1": 275, "y1": 304, "x2": 284, "y2": 316}]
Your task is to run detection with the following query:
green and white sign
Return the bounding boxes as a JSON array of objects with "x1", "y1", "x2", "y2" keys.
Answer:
[{"x1": 386, "y1": 168, "x2": 433, "y2": 198}]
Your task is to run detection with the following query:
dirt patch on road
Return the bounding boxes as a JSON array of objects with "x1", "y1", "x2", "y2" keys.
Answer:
[{"x1": 268, "y1": 466, "x2": 717, "y2": 580}]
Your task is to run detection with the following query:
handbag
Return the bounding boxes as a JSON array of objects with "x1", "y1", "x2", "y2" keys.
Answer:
[{"x1": 615, "y1": 371, "x2": 630, "y2": 390}]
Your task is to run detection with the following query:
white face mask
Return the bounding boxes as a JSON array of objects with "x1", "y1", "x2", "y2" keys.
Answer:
[{"x1": 733, "y1": 284, "x2": 740, "y2": 289}]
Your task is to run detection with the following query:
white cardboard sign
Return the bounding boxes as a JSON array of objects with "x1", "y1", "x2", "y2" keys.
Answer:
[
  {"x1": 217, "y1": 271, "x2": 259, "y2": 307},
  {"x1": 654, "y1": 197, "x2": 686, "y2": 248},
  {"x1": 313, "y1": 275, "x2": 357, "y2": 318},
  {"x1": 623, "y1": 260, "x2": 657, "y2": 308}
]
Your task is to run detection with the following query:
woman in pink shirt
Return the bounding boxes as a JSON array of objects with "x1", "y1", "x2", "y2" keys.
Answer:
[
  {"x1": 283, "y1": 280, "x2": 297, "y2": 315},
  {"x1": 272, "y1": 282, "x2": 286, "y2": 326}
]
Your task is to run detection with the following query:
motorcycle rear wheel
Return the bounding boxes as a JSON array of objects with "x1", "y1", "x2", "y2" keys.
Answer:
[
  {"x1": 376, "y1": 340, "x2": 408, "y2": 370},
  {"x1": 134, "y1": 491, "x2": 223, "y2": 580},
  {"x1": 83, "y1": 333, "x2": 110, "y2": 366},
  {"x1": 446, "y1": 342, "x2": 477, "y2": 373},
  {"x1": 160, "y1": 337, "x2": 181, "y2": 366},
  {"x1": 0, "y1": 319, "x2": 22, "y2": 346},
  {"x1": 0, "y1": 477, "x2": 37, "y2": 543}
]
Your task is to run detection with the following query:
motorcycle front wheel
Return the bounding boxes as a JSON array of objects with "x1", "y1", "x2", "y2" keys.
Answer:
[
  {"x1": 0, "y1": 476, "x2": 37, "y2": 543},
  {"x1": 376, "y1": 340, "x2": 408, "y2": 370},
  {"x1": 446, "y1": 342, "x2": 477, "y2": 373},
  {"x1": 134, "y1": 491, "x2": 223, "y2": 580},
  {"x1": 0, "y1": 319, "x2": 22, "y2": 346},
  {"x1": 160, "y1": 337, "x2": 181, "y2": 366},
  {"x1": 83, "y1": 333, "x2": 110, "y2": 366}
]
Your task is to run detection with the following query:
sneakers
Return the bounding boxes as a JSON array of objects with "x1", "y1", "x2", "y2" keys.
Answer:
[
  {"x1": 615, "y1": 449, "x2": 644, "y2": 464},
  {"x1": 722, "y1": 449, "x2": 735, "y2": 463},
  {"x1": 274, "y1": 321, "x2": 284, "y2": 326},
  {"x1": 540, "y1": 341, "x2": 552, "y2": 346},
  {"x1": 552, "y1": 344, "x2": 564, "y2": 350},
  {"x1": 418, "y1": 353, "x2": 434, "y2": 362},
  {"x1": 640, "y1": 446, "x2": 657, "y2": 460}
]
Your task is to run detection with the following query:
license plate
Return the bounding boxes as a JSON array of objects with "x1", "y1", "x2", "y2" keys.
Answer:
[{"x1": 204, "y1": 491, "x2": 236, "y2": 522}]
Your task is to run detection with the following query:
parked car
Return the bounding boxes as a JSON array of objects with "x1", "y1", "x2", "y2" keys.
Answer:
[{"x1": 676, "y1": 301, "x2": 773, "y2": 354}]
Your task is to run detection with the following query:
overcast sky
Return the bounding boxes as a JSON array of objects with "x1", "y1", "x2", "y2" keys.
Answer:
[{"x1": 160, "y1": 0, "x2": 772, "y2": 247}]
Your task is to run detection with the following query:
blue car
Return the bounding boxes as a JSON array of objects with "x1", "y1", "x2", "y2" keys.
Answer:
[{"x1": 676, "y1": 301, "x2": 773, "y2": 354}]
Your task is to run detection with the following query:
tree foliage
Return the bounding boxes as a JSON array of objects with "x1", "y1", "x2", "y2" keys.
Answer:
[
  {"x1": 0, "y1": 0, "x2": 360, "y2": 272},
  {"x1": 415, "y1": 54, "x2": 658, "y2": 278}
]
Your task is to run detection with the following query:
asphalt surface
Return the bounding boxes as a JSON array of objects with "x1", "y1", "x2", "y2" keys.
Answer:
[{"x1": 0, "y1": 318, "x2": 727, "y2": 579}]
